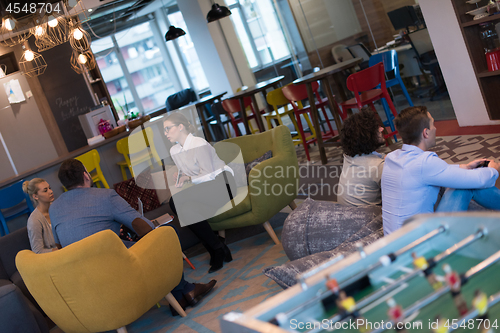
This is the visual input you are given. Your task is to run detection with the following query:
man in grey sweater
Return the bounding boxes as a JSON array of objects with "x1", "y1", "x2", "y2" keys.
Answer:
[{"x1": 50, "y1": 158, "x2": 215, "y2": 316}]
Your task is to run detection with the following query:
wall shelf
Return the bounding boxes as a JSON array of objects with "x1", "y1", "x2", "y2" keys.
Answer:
[
  {"x1": 452, "y1": 0, "x2": 500, "y2": 120},
  {"x1": 461, "y1": 13, "x2": 500, "y2": 27}
]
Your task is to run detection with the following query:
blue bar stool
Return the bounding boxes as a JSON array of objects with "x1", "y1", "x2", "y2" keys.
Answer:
[
  {"x1": 369, "y1": 50, "x2": 414, "y2": 141},
  {"x1": 0, "y1": 180, "x2": 34, "y2": 236}
]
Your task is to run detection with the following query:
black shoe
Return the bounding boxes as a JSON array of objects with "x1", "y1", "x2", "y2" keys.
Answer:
[
  {"x1": 183, "y1": 280, "x2": 217, "y2": 306},
  {"x1": 222, "y1": 242, "x2": 232, "y2": 263},
  {"x1": 170, "y1": 296, "x2": 188, "y2": 316},
  {"x1": 208, "y1": 248, "x2": 225, "y2": 273}
]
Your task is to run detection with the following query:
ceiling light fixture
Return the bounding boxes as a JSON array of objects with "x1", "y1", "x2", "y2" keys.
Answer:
[
  {"x1": 24, "y1": 50, "x2": 34, "y2": 62},
  {"x1": 19, "y1": 43, "x2": 47, "y2": 77},
  {"x1": 70, "y1": 50, "x2": 96, "y2": 74},
  {"x1": 206, "y1": 3, "x2": 232, "y2": 23},
  {"x1": 48, "y1": 16, "x2": 59, "y2": 28},
  {"x1": 73, "y1": 27, "x2": 84, "y2": 40},
  {"x1": 165, "y1": 26, "x2": 186, "y2": 41},
  {"x1": 4, "y1": 18, "x2": 16, "y2": 31}
]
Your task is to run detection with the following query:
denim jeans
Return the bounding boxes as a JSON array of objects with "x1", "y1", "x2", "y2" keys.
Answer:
[{"x1": 436, "y1": 187, "x2": 500, "y2": 212}]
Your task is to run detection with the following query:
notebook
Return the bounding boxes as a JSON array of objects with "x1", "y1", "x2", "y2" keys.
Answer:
[{"x1": 137, "y1": 198, "x2": 173, "y2": 228}]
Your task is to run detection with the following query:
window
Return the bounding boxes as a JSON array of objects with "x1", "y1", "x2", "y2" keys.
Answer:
[
  {"x1": 167, "y1": 11, "x2": 209, "y2": 92},
  {"x1": 226, "y1": 0, "x2": 291, "y2": 69},
  {"x1": 91, "y1": 11, "x2": 209, "y2": 119}
]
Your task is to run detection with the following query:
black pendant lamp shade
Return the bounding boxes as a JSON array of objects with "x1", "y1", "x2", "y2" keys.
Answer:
[
  {"x1": 165, "y1": 26, "x2": 186, "y2": 41},
  {"x1": 207, "y1": 3, "x2": 232, "y2": 23}
]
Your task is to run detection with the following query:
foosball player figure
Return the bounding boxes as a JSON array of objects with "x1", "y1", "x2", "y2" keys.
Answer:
[
  {"x1": 432, "y1": 316, "x2": 449, "y2": 333},
  {"x1": 442, "y1": 263, "x2": 468, "y2": 316},
  {"x1": 337, "y1": 291, "x2": 371, "y2": 333},
  {"x1": 386, "y1": 298, "x2": 407, "y2": 333},
  {"x1": 472, "y1": 289, "x2": 493, "y2": 333},
  {"x1": 326, "y1": 277, "x2": 340, "y2": 295},
  {"x1": 411, "y1": 252, "x2": 442, "y2": 290}
]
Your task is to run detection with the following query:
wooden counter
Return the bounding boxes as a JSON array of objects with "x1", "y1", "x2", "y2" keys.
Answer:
[{"x1": 0, "y1": 130, "x2": 131, "y2": 190}]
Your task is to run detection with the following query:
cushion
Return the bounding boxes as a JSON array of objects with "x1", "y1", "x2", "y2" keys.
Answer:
[
  {"x1": 282, "y1": 198, "x2": 382, "y2": 261},
  {"x1": 113, "y1": 171, "x2": 160, "y2": 212},
  {"x1": 245, "y1": 150, "x2": 272, "y2": 176},
  {"x1": 263, "y1": 214, "x2": 383, "y2": 288}
]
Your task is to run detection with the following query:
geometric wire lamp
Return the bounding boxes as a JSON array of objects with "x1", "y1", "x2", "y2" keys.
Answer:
[
  {"x1": 19, "y1": 43, "x2": 47, "y2": 77},
  {"x1": 206, "y1": 3, "x2": 232, "y2": 23},
  {"x1": 45, "y1": 14, "x2": 70, "y2": 47},
  {"x1": 70, "y1": 49, "x2": 96, "y2": 74},
  {"x1": 30, "y1": 16, "x2": 56, "y2": 52},
  {"x1": 69, "y1": 21, "x2": 91, "y2": 52},
  {"x1": 0, "y1": 16, "x2": 32, "y2": 47}
]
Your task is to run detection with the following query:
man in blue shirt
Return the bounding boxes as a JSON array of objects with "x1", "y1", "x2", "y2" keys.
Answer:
[
  {"x1": 50, "y1": 159, "x2": 216, "y2": 316},
  {"x1": 381, "y1": 106, "x2": 500, "y2": 235}
]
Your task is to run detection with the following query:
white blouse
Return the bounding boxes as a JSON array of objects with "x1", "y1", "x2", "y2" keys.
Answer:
[{"x1": 170, "y1": 133, "x2": 233, "y2": 184}]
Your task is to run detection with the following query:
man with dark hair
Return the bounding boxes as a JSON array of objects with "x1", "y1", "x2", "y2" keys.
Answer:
[
  {"x1": 338, "y1": 108, "x2": 385, "y2": 206},
  {"x1": 381, "y1": 106, "x2": 500, "y2": 235},
  {"x1": 50, "y1": 158, "x2": 216, "y2": 316}
]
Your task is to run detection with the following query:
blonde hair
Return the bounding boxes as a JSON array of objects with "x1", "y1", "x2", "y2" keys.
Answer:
[
  {"x1": 165, "y1": 112, "x2": 197, "y2": 134},
  {"x1": 22, "y1": 178, "x2": 46, "y2": 205}
]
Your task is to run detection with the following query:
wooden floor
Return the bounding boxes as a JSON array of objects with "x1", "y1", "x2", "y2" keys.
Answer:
[{"x1": 436, "y1": 119, "x2": 500, "y2": 136}]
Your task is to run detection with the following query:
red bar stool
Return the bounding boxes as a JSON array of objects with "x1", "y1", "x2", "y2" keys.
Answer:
[
  {"x1": 339, "y1": 62, "x2": 398, "y2": 145},
  {"x1": 221, "y1": 97, "x2": 265, "y2": 136},
  {"x1": 282, "y1": 81, "x2": 337, "y2": 161}
]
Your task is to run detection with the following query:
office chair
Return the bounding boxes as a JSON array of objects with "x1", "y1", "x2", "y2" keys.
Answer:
[
  {"x1": 408, "y1": 28, "x2": 447, "y2": 100},
  {"x1": 347, "y1": 43, "x2": 371, "y2": 70}
]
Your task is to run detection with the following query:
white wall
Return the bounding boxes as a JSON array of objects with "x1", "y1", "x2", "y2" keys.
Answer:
[{"x1": 419, "y1": 0, "x2": 500, "y2": 126}]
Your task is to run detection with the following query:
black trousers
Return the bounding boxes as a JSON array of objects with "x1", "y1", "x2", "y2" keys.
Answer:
[{"x1": 168, "y1": 171, "x2": 236, "y2": 252}]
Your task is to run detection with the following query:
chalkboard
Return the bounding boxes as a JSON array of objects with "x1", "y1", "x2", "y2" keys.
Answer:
[{"x1": 35, "y1": 40, "x2": 95, "y2": 152}]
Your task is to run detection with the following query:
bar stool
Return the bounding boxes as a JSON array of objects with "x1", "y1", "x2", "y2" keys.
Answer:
[
  {"x1": 221, "y1": 98, "x2": 264, "y2": 137},
  {"x1": 116, "y1": 127, "x2": 162, "y2": 180},
  {"x1": 76, "y1": 149, "x2": 110, "y2": 189},
  {"x1": 264, "y1": 86, "x2": 304, "y2": 146},
  {"x1": 339, "y1": 62, "x2": 398, "y2": 144},
  {"x1": 282, "y1": 82, "x2": 337, "y2": 161},
  {"x1": 369, "y1": 50, "x2": 413, "y2": 118},
  {"x1": 0, "y1": 180, "x2": 34, "y2": 236}
]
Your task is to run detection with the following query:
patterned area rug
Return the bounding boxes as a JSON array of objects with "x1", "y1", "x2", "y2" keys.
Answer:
[
  {"x1": 295, "y1": 134, "x2": 500, "y2": 202},
  {"x1": 295, "y1": 134, "x2": 500, "y2": 166},
  {"x1": 125, "y1": 228, "x2": 288, "y2": 333}
]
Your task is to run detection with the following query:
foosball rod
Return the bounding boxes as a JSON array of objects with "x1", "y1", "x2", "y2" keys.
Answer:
[
  {"x1": 370, "y1": 248, "x2": 500, "y2": 333},
  {"x1": 327, "y1": 228, "x2": 485, "y2": 326},
  {"x1": 337, "y1": 225, "x2": 448, "y2": 293},
  {"x1": 281, "y1": 226, "x2": 447, "y2": 321},
  {"x1": 448, "y1": 291, "x2": 500, "y2": 332}
]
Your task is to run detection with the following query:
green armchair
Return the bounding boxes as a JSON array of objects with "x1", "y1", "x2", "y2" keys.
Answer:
[{"x1": 208, "y1": 125, "x2": 299, "y2": 244}]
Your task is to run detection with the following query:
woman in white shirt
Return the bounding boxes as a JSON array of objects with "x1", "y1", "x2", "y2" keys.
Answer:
[
  {"x1": 22, "y1": 178, "x2": 58, "y2": 253},
  {"x1": 164, "y1": 112, "x2": 235, "y2": 273}
]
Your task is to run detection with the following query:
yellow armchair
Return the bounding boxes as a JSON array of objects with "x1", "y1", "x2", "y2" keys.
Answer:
[{"x1": 16, "y1": 227, "x2": 185, "y2": 333}]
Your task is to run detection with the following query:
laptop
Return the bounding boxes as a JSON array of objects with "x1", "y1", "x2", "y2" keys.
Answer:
[{"x1": 138, "y1": 197, "x2": 173, "y2": 228}]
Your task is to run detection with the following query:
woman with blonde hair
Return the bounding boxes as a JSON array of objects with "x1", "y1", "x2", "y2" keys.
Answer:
[{"x1": 22, "y1": 178, "x2": 58, "y2": 253}]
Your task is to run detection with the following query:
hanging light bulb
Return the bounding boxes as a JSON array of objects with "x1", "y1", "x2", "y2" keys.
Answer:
[
  {"x1": 24, "y1": 50, "x2": 34, "y2": 62},
  {"x1": 48, "y1": 16, "x2": 58, "y2": 28},
  {"x1": 73, "y1": 28, "x2": 83, "y2": 40},
  {"x1": 78, "y1": 54, "x2": 87, "y2": 64},
  {"x1": 5, "y1": 18, "x2": 15, "y2": 31},
  {"x1": 34, "y1": 25, "x2": 44, "y2": 37}
]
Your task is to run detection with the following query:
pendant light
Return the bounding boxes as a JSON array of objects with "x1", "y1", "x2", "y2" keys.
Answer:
[
  {"x1": 19, "y1": 43, "x2": 47, "y2": 78},
  {"x1": 206, "y1": 3, "x2": 232, "y2": 23},
  {"x1": 165, "y1": 25, "x2": 186, "y2": 41}
]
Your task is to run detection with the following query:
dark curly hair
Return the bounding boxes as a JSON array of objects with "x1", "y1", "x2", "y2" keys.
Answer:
[{"x1": 340, "y1": 108, "x2": 383, "y2": 157}]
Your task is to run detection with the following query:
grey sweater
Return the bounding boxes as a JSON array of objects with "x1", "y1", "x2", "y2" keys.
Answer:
[{"x1": 27, "y1": 208, "x2": 57, "y2": 254}]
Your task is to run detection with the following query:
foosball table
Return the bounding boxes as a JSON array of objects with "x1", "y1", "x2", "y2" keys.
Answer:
[{"x1": 221, "y1": 213, "x2": 500, "y2": 333}]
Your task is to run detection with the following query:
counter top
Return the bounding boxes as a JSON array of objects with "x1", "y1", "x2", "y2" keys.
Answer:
[{"x1": 0, "y1": 129, "x2": 131, "y2": 189}]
